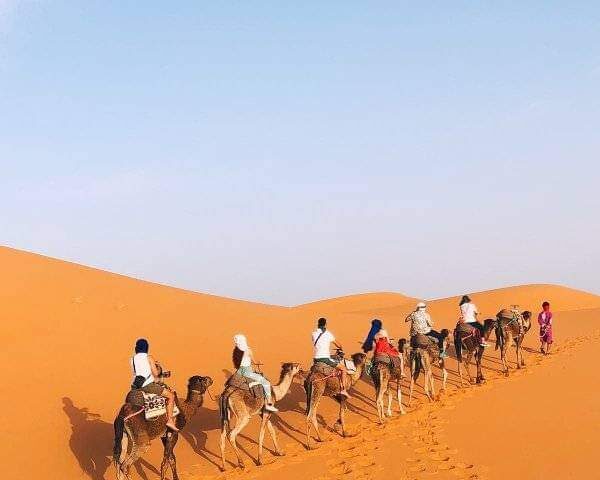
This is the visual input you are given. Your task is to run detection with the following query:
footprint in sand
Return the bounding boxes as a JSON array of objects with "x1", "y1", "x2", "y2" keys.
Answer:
[{"x1": 409, "y1": 464, "x2": 427, "y2": 473}]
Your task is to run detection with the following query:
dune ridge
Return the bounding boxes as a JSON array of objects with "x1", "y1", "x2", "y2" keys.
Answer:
[{"x1": 1, "y1": 246, "x2": 599, "y2": 480}]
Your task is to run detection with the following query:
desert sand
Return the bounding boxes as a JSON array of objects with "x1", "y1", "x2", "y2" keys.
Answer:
[{"x1": 1, "y1": 245, "x2": 599, "y2": 480}]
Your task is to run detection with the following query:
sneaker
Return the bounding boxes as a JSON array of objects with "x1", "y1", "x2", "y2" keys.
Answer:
[
  {"x1": 264, "y1": 404, "x2": 279, "y2": 413},
  {"x1": 480, "y1": 341, "x2": 490, "y2": 347},
  {"x1": 440, "y1": 351, "x2": 448, "y2": 359}
]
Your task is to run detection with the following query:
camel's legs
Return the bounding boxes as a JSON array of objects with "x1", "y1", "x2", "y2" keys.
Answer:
[
  {"x1": 160, "y1": 431, "x2": 179, "y2": 480},
  {"x1": 464, "y1": 352, "x2": 473, "y2": 384},
  {"x1": 257, "y1": 413, "x2": 269, "y2": 465},
  {"x1": 306, "y1": 394, "x2": 323, "y2": 449},
  {"x1": 375, "y1": 372, "x2": 386, "y2": 423},
  {"x1": 229, "y1": 414, "x2": 250, "y2": 468},
  {"x1": 122, "y1": 443, "x2": 148, "y2": 480},
  {"x1": 427, "y1": 368, "x2": 435, "y2": 400},
  {"x1": 457, "y1": 357, "x2": 464, "y2": 386},
  {"x1": 441, "y1": 367, "x2": 448, "y2": 391},
  {"x1": 115, "y1": 433, "x2": 129, "y2": 480},
  {"x1": 386, "y1": 390, "x2": 393, "y2": 417},
  {"x1": 397, "y1": 380, "x2": 406, "y2": 414},
  {"x1": 502, "y1": 346, "x2": 508, "y2": 374},
  {"x1": 408, "y1": 355, "x2": 417, "y2": 406},
  {"x1": 120, "y1": 443, "x2": 139, "y2": 478},
  {"x1": 476, "y1": 348, "x2": 484, "y2": 383},
  {"x1": 518, "y1": 338, "x2": 526, "y2": 367},
  {"x1": 266, "y1": 418, "x2": 283, "y2": 455},
  {"x1": 219, "y1": 423, "x2": 228, "y2": 470},
  {"x1": 338, "y1": 399, "x2": 347, "y2": 437}
]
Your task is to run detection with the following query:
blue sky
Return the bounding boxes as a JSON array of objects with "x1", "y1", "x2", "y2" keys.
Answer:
[{"x1": 1, "y1": 2, "x2": 599, "y2": 304}]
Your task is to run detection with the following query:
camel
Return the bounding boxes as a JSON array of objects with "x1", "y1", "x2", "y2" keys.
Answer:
[
  {"x1": 494, "y1": 309, "x2": 532, "y2": 375},
  {"x1": 113, "y1": 374, "x2": 213, "y2": 480},
  {"x1": 454, "y1": 319, "x2": 497, "y2": 385},
  {"x1": 304, "y1": 352, "x2": 367, "y2": 449},
  {"x1": 219, "y1": 362, "x2": 301, "y2": 470},
  {"x1": 407, "y1": 331, "x2": 449, "y2": 406},
  {"x1": 369, "y1": 339, "x2": 407, "y2": 423}
]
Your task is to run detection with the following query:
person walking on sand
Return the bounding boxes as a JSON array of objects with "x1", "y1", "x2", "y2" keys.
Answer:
[
  {"x1": 232, "y1": 334, "x2": 278, "y2": 412},
  {"x1": 311, "y1": 317, "x2": 350, "y2": 398},
  {"x1": 131, "y1": 338, "x2": 179, "y2": 431},
  {"x1": 538, "y1": 301, "x2": 553, "y2": 355},
  {"x1": 459, "y1": 295, "x2": 489, "y2": 347},
  {"x1": 405, "y1": 302, "x2": 448, "y2": 357}
]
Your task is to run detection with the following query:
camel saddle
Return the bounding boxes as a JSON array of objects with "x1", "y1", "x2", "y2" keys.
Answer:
[
  {"x1": 497, "y1": 309, "x2": 519, "y2": 321},
  {"x1": 225, "y1": 372, "x2": 264, "y2": 398},
  {"x1": 310, "y1": 362, "x2": 338, "y2": 376},
  {"x1": 410, "y1": 333, "x2": 436, "y2": 349},
  {"x1": 373, "y1": 354, "x2": 403, "y2": 370},
  {"x1": 455, "y1": 322, "x2": 477, "y2": 335},
  {"x1": 125, "y1": 389, "x2": 180, "y2": 420}
]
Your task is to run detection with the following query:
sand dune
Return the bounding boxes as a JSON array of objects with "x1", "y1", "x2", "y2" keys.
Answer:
[{"x1": 1, "y1": 246, "x2": 598, "y2": 480}]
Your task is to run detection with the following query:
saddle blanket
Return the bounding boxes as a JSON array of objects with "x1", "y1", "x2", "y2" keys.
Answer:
[
  {"x1": 373, "y1": 354, "x2": 403, "y2": 369},
  {"x1": 312, "y1": 359, "x2": 356, "y2": 376},
  {"x1": 411, "y1": 333, "x2": 435, "y2": 349},
  {"x1": 143, "y1": 393, "x2": 180, "y2": 420},
  {"x1": 455, "y1": 322, "x2": 477, "y2": 335},
  {"x1": 225, "y1": 373, "x2": 265, "y2": 398}
]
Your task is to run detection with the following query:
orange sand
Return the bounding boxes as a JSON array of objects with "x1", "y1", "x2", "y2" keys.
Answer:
[{"x1": 1, "y1": 246, "x2": 598, "y2": 480}]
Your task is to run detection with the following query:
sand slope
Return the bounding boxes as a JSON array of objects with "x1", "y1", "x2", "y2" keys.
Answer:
[{"x1": 1, "y1": 246, "x2": 599, "y2": 480}]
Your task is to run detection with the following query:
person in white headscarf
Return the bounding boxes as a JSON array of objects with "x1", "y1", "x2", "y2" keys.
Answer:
[{"x1": 232, "y1": 334, "x2": 278, "y2": 412}]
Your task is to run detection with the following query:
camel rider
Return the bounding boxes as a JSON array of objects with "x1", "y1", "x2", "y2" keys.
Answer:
[
  {"x1": 311, "y1": 317, "x2": 350, "y2": 398},
  {"x1": 362, "y1": 319, "x2": 400, "y2": 357},
  {"x1": 459, "y1": 295, "x2": 489, "y2": 347},
  {"x1": 405, "y1": 302, "x2": 448, "y2": 358},
  {"x1": 131, "y1": 338, "x2": 179, "y2": 431},
  {"x1": 232, "y1": 334, "x2": 278, "y2": 413}
]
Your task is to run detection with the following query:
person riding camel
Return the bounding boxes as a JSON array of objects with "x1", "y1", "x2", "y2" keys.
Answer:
[
  {"x1": 459, "y1": 295, "x2": 489, "y2": 347},
  {"x1": 131, "y1": 338, "x2": 179, "y2": 431},
  {"x1": 405, "y1": 302, "x2": 448, "y2": 358},
  {"x1": 232, "y1": 334, "x2": 278, "y2": 413},
  {"x1": 311, "y1": 317, "x2": 350, "y2": 398},
  {"x1": 362, "y1": 319, "x2": 400, "y2": 357}
]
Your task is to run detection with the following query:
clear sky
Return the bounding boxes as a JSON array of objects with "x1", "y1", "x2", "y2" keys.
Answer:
[{"x1": 1, "y1": 2, "x2": 599, "y2": 305}]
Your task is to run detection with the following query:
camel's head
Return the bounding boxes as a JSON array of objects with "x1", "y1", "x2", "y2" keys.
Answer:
[
  {"x1": 188, "y1": 375, "x2": 213, "y2": 394},
  {"x1": 279, "y1": 362, "x2": 301, "y2": 380},
  {"x1": 397, "y1": 338, "x2": 407, "y2": 354},
  {"x1": 484, "y1": 318, "x2": 497, "y2": 329},
  {"x1": 350, "y1": 352, "x2": 367, "y2": 367},
  {"x1": 522, "y1": 311, "x2": 532, "y2": 330}
]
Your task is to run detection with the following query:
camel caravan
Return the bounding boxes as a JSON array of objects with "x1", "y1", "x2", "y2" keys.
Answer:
[{"x1": 112, "y1": 297, "x2": 545, "y2": 479}]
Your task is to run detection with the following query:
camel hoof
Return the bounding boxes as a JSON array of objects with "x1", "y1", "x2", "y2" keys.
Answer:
[
  {"x1": 238, "y1": 462, "x2": 246, "y2": 469},
  {"x1": 275, "y1": 451, "x2": 286, "y2": 457}
]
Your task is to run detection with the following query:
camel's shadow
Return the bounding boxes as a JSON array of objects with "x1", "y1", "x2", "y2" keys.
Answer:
[{"x1": 62, "y1": 397, "x2": 159, "y2": 480}]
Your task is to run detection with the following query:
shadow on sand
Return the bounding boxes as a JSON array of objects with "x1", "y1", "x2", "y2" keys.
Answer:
[
  {"x1": 63, "y1": 397, "x2": 160, "y2": 480},
  {"x1": 63, "y1": 397, "x2": 113, "y2": 480}
]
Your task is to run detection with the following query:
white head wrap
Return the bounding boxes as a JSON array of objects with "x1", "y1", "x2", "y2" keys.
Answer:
[
  {"x1": 416, "y1": 302, "x2": 426, "y2": 309},
  {"x1": 233, "y1": 334, "x2": 249, "y2": 351}
]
